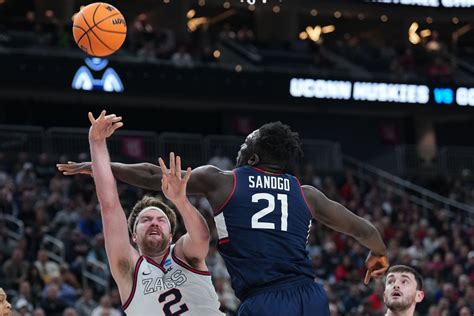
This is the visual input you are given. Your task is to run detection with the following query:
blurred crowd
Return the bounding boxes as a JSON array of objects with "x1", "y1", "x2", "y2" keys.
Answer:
[
  {"x1": 0, "y1": 7, "x2": 460, "y2": 83},
  {"x1": 0, "y1": 150, "x2": 472, "y2": 316}
]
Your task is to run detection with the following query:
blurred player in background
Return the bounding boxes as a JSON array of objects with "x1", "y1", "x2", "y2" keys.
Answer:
[
  {"x1": 59, "y1": 119, "x2": 389, "y2": 316},
  {"x1": 384, "y1": 265, "x2": 424, "y2": 316},
  {"x1": 87, "y1": 111, "x2": 223, "y2": 316}
]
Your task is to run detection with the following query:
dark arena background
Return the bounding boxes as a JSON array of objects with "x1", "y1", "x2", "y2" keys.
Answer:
[{"x1": 1, "y1": 0, "x2": 474, "y2": 315}]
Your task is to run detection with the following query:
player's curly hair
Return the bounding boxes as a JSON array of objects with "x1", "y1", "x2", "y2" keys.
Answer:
[
  {"x1": 127, "y1": 195, "x2": 177, "y2": 235},
  {"x1": 253, "y1": 122, "x2": 303, "y2": 170}
]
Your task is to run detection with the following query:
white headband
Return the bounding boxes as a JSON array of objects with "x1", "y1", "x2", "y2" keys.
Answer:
[{"x1": 133, "y1": 206, "x2": 171, "y2": 233}]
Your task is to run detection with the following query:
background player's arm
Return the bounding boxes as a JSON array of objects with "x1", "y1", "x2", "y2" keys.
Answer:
[
  {"x1": 88, "y1": 111, "x2": 138, "y2": 288},
  {"x1": 159, "y1": 154, "x2": 210, "y2": 267}
]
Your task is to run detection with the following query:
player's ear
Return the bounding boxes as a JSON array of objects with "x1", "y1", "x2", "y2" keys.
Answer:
[
  {"x1": 248, "y1": 154, "x2": 259, "y2": 166},
  {"x1": 131, "y1": 232, "x2": 137, "y2": 243},
  {"x1": 415, "y1": 290, "x2": 424, "y2": 303}
]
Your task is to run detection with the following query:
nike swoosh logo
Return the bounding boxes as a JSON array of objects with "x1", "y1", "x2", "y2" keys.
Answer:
[{"x1": 142, "y1": 271, "x2": 151, "y2": 276}]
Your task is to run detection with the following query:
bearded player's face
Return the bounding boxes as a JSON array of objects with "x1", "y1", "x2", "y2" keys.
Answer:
[{"x1": 384, "y1": 272, "x2": 423, "y2": 312}]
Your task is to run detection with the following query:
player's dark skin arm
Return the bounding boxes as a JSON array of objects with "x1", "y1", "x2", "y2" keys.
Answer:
[
  {"x1": 302, "y1": 185, "x2": 386, "y2": 256},
  {"x1": 57, "y1": 161, "x2": 233, "y2": 211}
]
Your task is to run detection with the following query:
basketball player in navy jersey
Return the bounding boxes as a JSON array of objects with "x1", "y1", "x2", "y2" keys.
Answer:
[{"x1": 58, "y1": 120, "x2": 389, "y2": 316}]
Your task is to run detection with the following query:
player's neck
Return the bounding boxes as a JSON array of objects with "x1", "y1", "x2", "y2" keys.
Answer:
[
  {"x1": 253, "y1": 163, "x2": 284, "y2": 174},
  {"x1": 385, "y1": 306, "x2": 416, "y2": 316},
  {"x1": 140, "y1": 247, "x2": 169, "y2": 263}
]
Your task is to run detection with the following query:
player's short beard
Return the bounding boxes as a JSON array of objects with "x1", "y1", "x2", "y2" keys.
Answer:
[
  {"x1": 140, "y1": 233, "x2": 170, "y2": 255},
  {"x1": 386, "y1": 293, "x2": 415, "y2": 312}
]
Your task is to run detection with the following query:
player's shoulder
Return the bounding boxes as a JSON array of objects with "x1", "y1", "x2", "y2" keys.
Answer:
[
  {"x1": 193, "y1": 165, "x2": 234, "y2": 177},
  {"x1": 300, "y1": 184, "x2": 324, "y2": 202}
]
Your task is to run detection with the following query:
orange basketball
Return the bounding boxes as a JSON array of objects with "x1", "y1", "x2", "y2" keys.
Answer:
[{"x1": 72, "y1": 3, "x2": 127, "y2": 57}]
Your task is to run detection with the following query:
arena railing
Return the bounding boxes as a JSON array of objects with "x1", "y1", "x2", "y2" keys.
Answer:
[
  {"x1": 344, "y1": 155, "x2": 474, "y2": 225},
  {"x1": 82, "y1": 258, "x2": 110, "y2": 294},
  {"x1": 46, "y1": 127, "x2": 159, "y2": 163},
  {"x1": 0, "y1": 214, "x2": 24, "y2": 241},
  {"x1": 41, "y1": 234, "x2": 66, "y2": 266},
  {"x1": 0, "y1": 125, "x2": 45, "y2": 154},
  {"x1": 439, "y1": 146, "x2": 474, "y2": 177}
]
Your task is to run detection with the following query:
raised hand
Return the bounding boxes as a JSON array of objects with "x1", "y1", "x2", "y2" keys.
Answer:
[
  {"x1": 364, "y1": 251, "x2": 389, "y2": 285},
  {"x1": 158, "y1": 152, "x2": 191, "y2": 205},
  {"x1": 88, "y1": 110, "x2": 123, "y2": 141}
]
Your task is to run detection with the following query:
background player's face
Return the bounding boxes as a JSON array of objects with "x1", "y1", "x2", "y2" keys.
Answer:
[
  {"x1": 236, "y1": 129, "x2": 259, "y2": 167},
  {"x1": 133, "y1": 208, "x2": 172, "y2": 255},
  {"x1": 384, "y1": 272, "x2": 424, "y2": 311}
]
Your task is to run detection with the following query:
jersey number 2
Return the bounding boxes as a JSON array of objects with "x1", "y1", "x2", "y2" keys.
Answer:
[
  {"x1": 251, "y1": 193, "x2": 288, "y2": 231},
  {"x1": 158, "y1": 288, "x2": 189, "y2": 316}
]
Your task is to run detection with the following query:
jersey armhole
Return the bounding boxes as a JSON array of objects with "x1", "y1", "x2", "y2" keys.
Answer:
[
  {"x1": 171, "y1": 247, "x2": 211, "y2": 276},
  {"x1": 213, "y1": 170, "x2": 237, "y2": 216},
  {"x1": 295, "y1": 177, "x2": 314, "y2": 218},
  {"x1": 121, "y1": 256, "x2": 144, "y2": 311}
]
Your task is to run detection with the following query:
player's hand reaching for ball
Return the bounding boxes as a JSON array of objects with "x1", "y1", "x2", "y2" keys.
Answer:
[
  {"x1": 364, "y1": 251, "x2": 389, "y2": 285},
  {"x1": 88, "y1": 110, "x2": 123, "y2": 141},
  {"x1": 159, "y1": 152, "x2": 191, "y2": 206}
]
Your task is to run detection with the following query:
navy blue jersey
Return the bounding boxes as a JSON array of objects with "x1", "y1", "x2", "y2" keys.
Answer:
[{"x1": 214, "y1": 166, "x2": 315, "y2": 300}]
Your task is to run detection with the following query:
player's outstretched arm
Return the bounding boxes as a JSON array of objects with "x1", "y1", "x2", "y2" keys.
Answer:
[
  {"x1": 57, "y1": 159, "x2": 222, "y2": 195},
  {"x1": 302, "y1": 185, "x2": 389, "y2": 285},
  {"x1": 88, "y1": 111, "x2": 138, "y2": 285},
  {"x1": 159, "y1": 153, "x2": 210, "y2": 266}
]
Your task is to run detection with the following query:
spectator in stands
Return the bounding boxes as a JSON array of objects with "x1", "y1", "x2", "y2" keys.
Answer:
[
  {"x1": 32, "y1": 308, "x2": 45, "y2": 316},
  {"x1": 34, "y1": 249, "x2": 60, "y2": 285},
  {"x1": 2, "y1": 248, "x2": 29, "y2": 291},
  {"x1": 207, "y1": 148, "x2": 233, "y2": 171},
  {"x1": 74, "y1": 288, "x2": 97, "y2": 316},
  {"x1": 40, "y1": 284, "x2": 68, "y2": 316},
  {"x1": 76, "y1": 206, "x2": 102, "y2": 238},
  {"x1": 90, "y1": 295, "x2": 121, "y2": 316},
  {"x1": 11, "y1": 281, "x2": 34, "y2": 313},
  {"x1": 42, "y1": 275, "x2": 77, "y2": 307}
]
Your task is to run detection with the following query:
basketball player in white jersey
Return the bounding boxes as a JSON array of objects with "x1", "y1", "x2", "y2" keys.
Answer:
[{"x1": 88, "y1": 110, "x2": 223, "y2": 316}]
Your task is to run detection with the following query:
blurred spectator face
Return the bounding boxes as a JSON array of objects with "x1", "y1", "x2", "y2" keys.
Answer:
[
  {"x1": 384, "y1": 272, "x2": 424, "y2": 311},
  {"x1": 459, "y1": 306, "x2": 471, "y2": 316},
  {"x1": 12, "y1": 248, "x2": 24, "y2": 262},
  {"x1": 100, "y1": 295, "x2": 112, "y2": 308},
  {"x1": 62, "y1": 308, "x2": 77, "y2": 316},
  {"x1": 19, "y1": 281, "x2": 31, "y2": 296},
  {"x1": 46, "y1": 285, "x2": 59, "y2": 300},
  {"x1": 428, "y1": 306, "x2": 440, "y2": 316},
  {"x1": 32, "y1": 308, "x2": 45, "y2": 316}
]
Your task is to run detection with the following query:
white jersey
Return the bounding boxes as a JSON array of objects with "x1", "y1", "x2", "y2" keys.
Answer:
[{"x1": 122, "y1": 245, "x2": 224, "y2": 316}]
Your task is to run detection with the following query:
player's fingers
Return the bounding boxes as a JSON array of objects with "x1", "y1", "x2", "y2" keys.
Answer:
[
  {"x1": 104, "y1": 114, "x2": 116, "y2": 121},
  {"x1": 176, "y1": 156, "x2": 182, "y2": 179},
  {"x1": 111, "y1": 116, "x2": 122, "y2": 123},
  {"x1": 158, "y1": 157, "x2": 169, "y2": 176},
  {"x1": 88, "y1": 112, "x2": 96, "y2": 124},
  {"x1": 111, "y1": 122, "x2": 124, "y2": 132},
  {"x1": 99, "y1": 110, "x2": 106, "y2": 119},
  {"x1": 67, "y1": 161, "x2": 77, "y2": 164},
  {"x1": 371, "y1": 267, "x2": 389, "y2": 277},
  {"x1": 169, "y1": 152, "x2": 176, "y2": 176},
  {"x1": 364, "y1": 270, "x2": 371, "y2": 285},
  {"x1": 183, "y1": 167, "x2": 192, "y2": 183}
]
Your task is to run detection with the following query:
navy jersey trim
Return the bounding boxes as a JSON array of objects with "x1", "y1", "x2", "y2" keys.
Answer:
[
  {"x1": 295, "y1": 177, "x2": 314, "y2": 218},
  {"x1": 214, "y1": 170, "x2": 237, "y2": 216},
  {"x1": 122, "y1": 256, "x2": 144, "y2": 311},
  {"x1": 218, "y1": 238, "x2": 230, "y2": 245},
  {"x1": 171, "y1": 247, "x2": 211, "y2": 276},
  {"x1": 251, "y1": 166, "x2": 282, "y2": 176}
]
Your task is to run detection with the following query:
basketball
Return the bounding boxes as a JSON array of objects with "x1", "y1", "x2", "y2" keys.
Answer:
[{"x1": 72, "y1": 3, "x2": 127, "y2": 57}]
